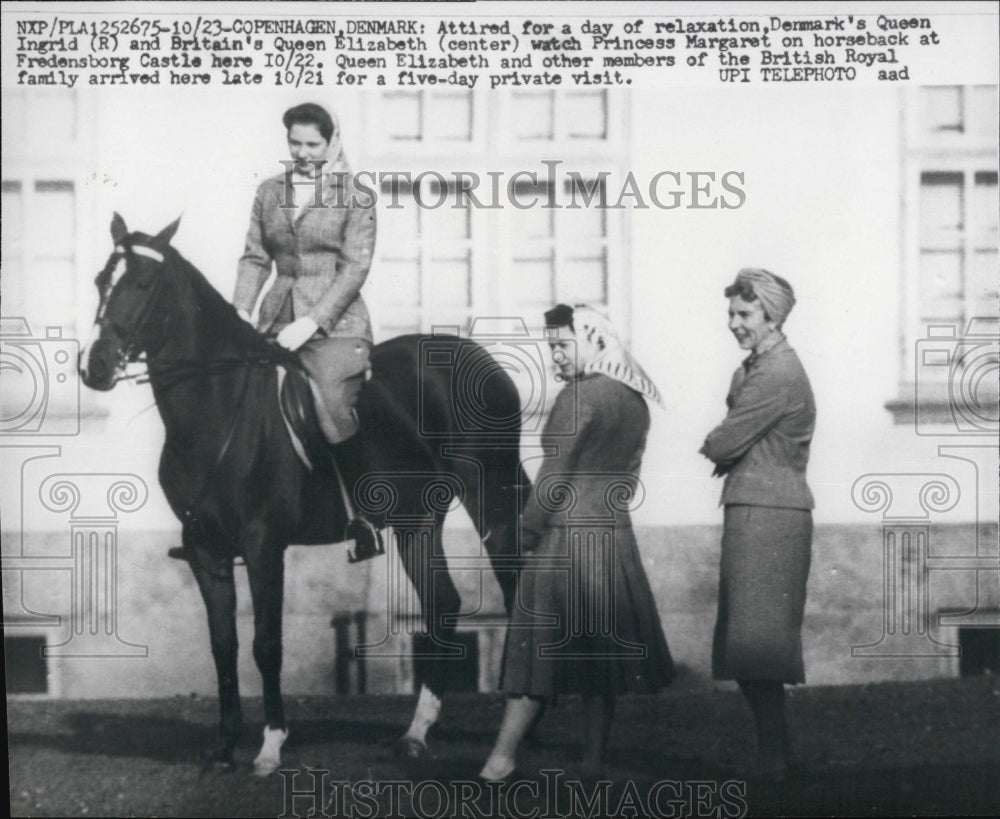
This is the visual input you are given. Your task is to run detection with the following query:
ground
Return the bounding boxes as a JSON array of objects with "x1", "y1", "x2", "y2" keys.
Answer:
[{"x1": 7, "y1": 675, "x2": 1000, "y2": 817}]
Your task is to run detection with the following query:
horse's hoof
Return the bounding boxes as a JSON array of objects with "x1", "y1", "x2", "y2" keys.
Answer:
[
  {"x1": 253, "y1": 726, "x2": 289, "y2": 777},
  {"x1": 253, "y1": 758, "x2": 281, "y2": 778},
  {"x1": 394, "y1": 735, "x2": 429, "y2": 760},
  {"x1": 201, "y1": 750, "x2": 236, "y2": 774}
]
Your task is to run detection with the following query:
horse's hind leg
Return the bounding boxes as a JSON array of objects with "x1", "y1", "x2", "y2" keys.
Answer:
[
  {"x1": 244, "y1": 528, "x2": 289, "y2": 777},
  {"x1": 461, "y1": 446, "x2": 527, "y2": 617},
  {"x1": 395, "y1": 521, "x2": 462, "y2": 758},
  {"x1": 189, "y1": 545, "x2": 242, "y2": 771}
]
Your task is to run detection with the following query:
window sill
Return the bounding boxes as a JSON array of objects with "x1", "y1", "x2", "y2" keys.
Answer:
[{"x1": 885, "y1": 382, "x2": 999, "y2": 433}]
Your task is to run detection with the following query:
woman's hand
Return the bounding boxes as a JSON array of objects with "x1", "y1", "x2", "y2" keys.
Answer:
[{"x1": 276, "y1": 317, "x2": 319, "y2": 351}]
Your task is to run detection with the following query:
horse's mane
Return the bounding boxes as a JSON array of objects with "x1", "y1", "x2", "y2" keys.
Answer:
[{"x1": 159, "y1": 242, "x2": 272, "y2": 355}]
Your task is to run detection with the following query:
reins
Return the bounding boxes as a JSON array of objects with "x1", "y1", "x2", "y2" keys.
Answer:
[
  {"x1": 146, "y1": 349, "x2": 303, "y2": 527},
  {"x1": 103, "y1": 240, "x2": 303, "y2": 527}
]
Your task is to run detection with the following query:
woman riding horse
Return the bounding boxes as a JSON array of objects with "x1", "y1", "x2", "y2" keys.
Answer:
[{"x1": 79, "y1": 214, "x2": 529, "y2": 775}]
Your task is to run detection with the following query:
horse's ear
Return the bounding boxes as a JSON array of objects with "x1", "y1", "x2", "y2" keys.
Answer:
[
  {"x1": 111, "y1": 212, "x2": 128, "y2": 245},
  {"x1": 155, "y1": 215, "x2": 182, "y2": 246}
]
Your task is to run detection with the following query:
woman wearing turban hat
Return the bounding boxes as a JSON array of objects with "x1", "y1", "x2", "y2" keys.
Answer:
[
  {"x1": 479, "y1": 304, "x2": 674, "y2": 781},
  {"x1": 700, "y1": 269, "x2": 816, "y2": 780}
]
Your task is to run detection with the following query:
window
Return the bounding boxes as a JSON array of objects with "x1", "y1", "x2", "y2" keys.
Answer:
[
  {"x1": 4, "y1": 634, "x2": 49, "y2": 695},
  {"x1": 365, "y1": 89, "x2": 626, "y2": 345},
  {"x1": 506, "y1": 175, "x2": 610, "y2": 317},
  {"x1": 506, "y1": 90, "x2": 608, "y2": 142},
  {"x1": 888, "y1": 86, "x2": 999, "y2": 427},
  {"x1": 1, "y1": 90, "x2": 95, "y2": 428},
  {"x1": 368, "y1": 177, "x2": 476, "y2": 337}
]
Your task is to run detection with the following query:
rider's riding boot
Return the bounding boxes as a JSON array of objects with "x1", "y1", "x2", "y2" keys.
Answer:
[
  {"x1": 168, "y1": 545, "x2": 192, "y2": 561},
  {"x1": 331, "y1": 432, "x2": 385, "y2": 562}
]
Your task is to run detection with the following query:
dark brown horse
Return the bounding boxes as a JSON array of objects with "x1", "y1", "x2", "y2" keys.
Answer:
[{"x1": 79, "y1": 215, "x2": 529, "y2": 774}]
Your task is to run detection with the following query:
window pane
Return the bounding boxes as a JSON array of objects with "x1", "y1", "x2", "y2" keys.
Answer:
[
  {"x1": 26, "y1": 259, "x2": 76, "y2": 326},
  {"x1": 2, "y1": 180, "x2": 23, "y2": 260},
  {"x1": 564, "y1": 91, "x2": 608, "y2": 140},
  {"x1": 559, "y1": 254, "x2": 607, "y2": 304},
  {"x1": 1, "y1": 181, "x2": 24, "y2": 314},
  {"x1": 511, "y1": 180, "x2": 554, "y2": 238},
  {"x1": 560, "y1": 197, "x2": 606, "y2": 237},
  {"x1": 35, "y1": 181, "x2": 75, "y2": 259},
  {"x1": 379, "y1": 182, "x2": 420, "y2": 249},
  {"x1": 969, "y1": 249, "x2": 999, "y2": 315},
  {"x1": 1, "y1": 92, "x2": 26, "y2": 152},
  {"x1": 919, "y1": 250, "x2": 964, "y2": 319},
  {"x1": 920, "y1": 172, "x2": 963, "y2": 232},
  {"x1": 427, "y1": 196, "x2": 470, "y2": 240},
  {"x1": 426, "y1": 92, "x2": 473, "y2": 141},
  {"x1": 378, "y1": 258, "x2": 421, "y2": 305},
  {"x1": 425, "y1": 253, "x2": 471, "y2": 306},
  {"x1": 511, "y1": 92, "x2": 554, "y2": 140},
  {"x1": 509, "y1": 257, "x2": 554, "y2": 304},
  {"x1": 972, "y1": 171, "x2": 998, "y2": 232},
  {"x1": 921, "y1": 86, "x2": 963, "y2": 133},
  {"x1": 383, "y1": 92, "x2": 422, "y2": 141},
  {"x1": 970, "y1": 85, "x2": 999, "y2": 139},
  {"x1": 29, "y1": 91, "x2": 76, "y2": 143}
]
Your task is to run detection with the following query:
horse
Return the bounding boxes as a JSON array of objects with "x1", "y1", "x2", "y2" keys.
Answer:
[{"x1": 79, "y1": 214, "x2": 530, "y2": 775}]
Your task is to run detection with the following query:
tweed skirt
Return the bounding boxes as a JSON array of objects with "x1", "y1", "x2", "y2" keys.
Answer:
[
  {"x1": 712, "y1": 504, "x2": 812, "y2": 683},
  {"x1": 501, "y1": 524, "x2": 675, "y2": 699}
]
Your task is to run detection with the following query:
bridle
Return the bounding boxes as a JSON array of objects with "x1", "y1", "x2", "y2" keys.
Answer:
[
  {"x1": 96, "y1": 241, "x2": 296, "y2": 387},
  {"x1": 94, "y1": 242, "x2": 172, "y2": 384},
  {"x1": 94, "y1": 239, "x2": 299, "y2": 524}
]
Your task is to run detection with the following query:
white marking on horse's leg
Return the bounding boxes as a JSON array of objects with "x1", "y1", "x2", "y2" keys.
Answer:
[
  {"x1": 403, "y1": 684, "x2": 441, "y2": 745},
  {"x1": 253, "y1": 725, "x2": 289, "y2": 777}
]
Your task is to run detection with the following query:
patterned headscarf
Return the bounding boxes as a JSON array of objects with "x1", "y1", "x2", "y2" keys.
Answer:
[
  {"x1": 570, "y1": 305, "x2": 665, "y2": 409},
  {"x1": 324, "y1": 107, "x2": 351, "y2": 178},
  {"x1": 734, "y1": 268, "x2": 796, "y2": 327}
]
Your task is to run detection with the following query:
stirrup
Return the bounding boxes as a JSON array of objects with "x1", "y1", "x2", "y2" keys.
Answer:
[{"x1": 345, "y1": 517, "x2": 385, "y2": 563}]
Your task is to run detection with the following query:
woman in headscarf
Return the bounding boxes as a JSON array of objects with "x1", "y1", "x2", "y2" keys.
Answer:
[
  {"x1": 233, "y1": 101, "x2": 374, "y2": 445},
  {"x1": 700, "y1": 268, "x2": 816, "y2": 780},
  {"x1": 479, "y1": 304, "x2": 675, "y2": 781},
  {"x1": 231, "y1": 101, "x2": 378, "y2": 545}
]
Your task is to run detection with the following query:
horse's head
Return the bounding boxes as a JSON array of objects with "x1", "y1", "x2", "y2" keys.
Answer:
[{"x1": 79, "y1": 213, "x2": 180, "y2": 391}]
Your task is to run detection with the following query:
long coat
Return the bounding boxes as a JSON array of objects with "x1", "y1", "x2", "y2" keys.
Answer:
[
  {"x1": 501, "y1": 373, "x2": 675, "y2": 698},
  {"x1": 233, "y1": 172, "x2": 375, "y2": 342}
]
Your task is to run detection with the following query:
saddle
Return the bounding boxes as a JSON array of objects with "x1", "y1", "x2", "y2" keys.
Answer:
[
  {"x1": 276, "y1": 364, "x2": 384, "y2": 563},
  {"x1": 276, "y1": 363, "x2": 329, "y2": 473}
]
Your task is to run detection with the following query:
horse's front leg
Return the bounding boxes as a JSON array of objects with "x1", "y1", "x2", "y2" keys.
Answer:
[
  {"x1": 189, "y1": 544, "x2": 242, "y2": 771},
  {"x1": 244, "y1": 525, "x2": 288, "y2": 777}
]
